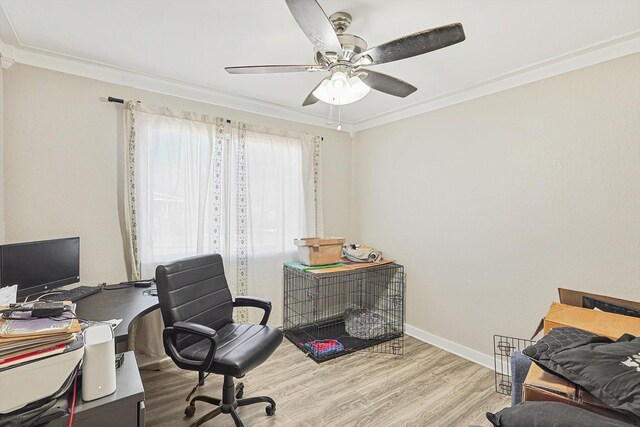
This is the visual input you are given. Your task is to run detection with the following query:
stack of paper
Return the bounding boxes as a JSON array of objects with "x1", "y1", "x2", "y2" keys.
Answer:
[{"x1": 0, "y1": 302, "x2": 81, "y2": 369}]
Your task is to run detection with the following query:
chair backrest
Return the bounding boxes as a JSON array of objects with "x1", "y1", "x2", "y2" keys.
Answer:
[{"x1": 155, "y1": 254, "x2": 234, "y2": 351}]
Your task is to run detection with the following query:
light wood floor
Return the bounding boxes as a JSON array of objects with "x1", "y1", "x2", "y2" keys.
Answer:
[{"x1": 140, "y1": 336, "x2": 509, "y2": 426}]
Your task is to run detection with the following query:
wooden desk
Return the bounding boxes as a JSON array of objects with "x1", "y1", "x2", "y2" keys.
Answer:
[{"x1": 74, "y1": 286, "x2": 159, "y2": 347}]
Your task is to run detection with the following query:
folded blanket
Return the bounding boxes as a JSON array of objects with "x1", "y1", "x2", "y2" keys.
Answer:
[
  {"x1": 524, "y1": 327, "x2": 640, "y2": 423},
  {"x1": 543, "y1": 337, "x2": 640, "y2": 422},
  {"x1": 344, "y1": 308, "x2": 400, "y2": 340},
  {"x1": 303, "y1": 339, "x2": 344, "y2": 358}
]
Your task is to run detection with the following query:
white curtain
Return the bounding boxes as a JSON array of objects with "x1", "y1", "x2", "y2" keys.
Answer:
[
  {"x1": 128, "y1": 104, "x2": 322, "y2": 327},
  {"x1": 135, "y1": 106, "x2": 219, "y2": 278},
  {"x1": 240, "y1": 125, "x2": 320, "y2": 324}
]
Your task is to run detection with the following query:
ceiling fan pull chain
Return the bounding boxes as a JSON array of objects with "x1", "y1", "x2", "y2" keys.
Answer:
[
  {"x1": 337, "y1": 104, "x2": 342, "y2": 131},
  {"x1": 327, "y1": 103, "x2": 334, "y2": 125}
]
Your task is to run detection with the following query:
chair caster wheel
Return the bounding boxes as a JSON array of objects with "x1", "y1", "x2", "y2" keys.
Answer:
[
  {"x1": 265, "y1": 404, "x2": 276, "y2": 416},
  {"x1": 235, "y1": 382, "x2": 244, "y2": 399},
  {"x1": 185, "y1": 404, "x2": 196, "y2": 418}
]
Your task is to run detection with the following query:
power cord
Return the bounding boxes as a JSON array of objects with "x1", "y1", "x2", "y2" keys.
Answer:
[{"x1": 68, "y1": 363, "x2": 80, "y2": 427}]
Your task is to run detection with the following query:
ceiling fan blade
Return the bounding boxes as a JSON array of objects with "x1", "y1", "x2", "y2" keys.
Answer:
[
  {"x1": 225, "y1": 65, "x2": 325, "y2": 74},
  {"x1": 285, "y1": 0, "x2": 343, "y2": 55},
  {"x1": 355, "y1": 23, "x2": 465, "y2": 66},
  {"x1": 361, "y1": 70, "x2": 417, "y2": 98},
  {"x1": 302, "y1": 79, "x2": 325, "y2": 106}
]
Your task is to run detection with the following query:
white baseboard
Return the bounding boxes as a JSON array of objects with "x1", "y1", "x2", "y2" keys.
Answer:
[{"x1": 405, "y1": 323, "x2": 494, "y2": 370}]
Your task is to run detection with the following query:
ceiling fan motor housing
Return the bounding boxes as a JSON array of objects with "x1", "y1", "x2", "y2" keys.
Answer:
[{"x1": 314, "y1": 33, "x2": 368, "y2": 67}]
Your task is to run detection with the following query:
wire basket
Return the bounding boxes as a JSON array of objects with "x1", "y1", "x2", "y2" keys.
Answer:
[{"x1": 493, "y1": 334, "x2": 535, "y2": 395}]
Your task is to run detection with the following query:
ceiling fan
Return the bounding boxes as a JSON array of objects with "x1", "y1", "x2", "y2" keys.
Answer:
[{"x1": 225, "y1": 0, "x2": 466, "y2": 107}]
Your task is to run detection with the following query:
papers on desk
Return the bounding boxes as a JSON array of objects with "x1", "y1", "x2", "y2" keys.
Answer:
[
  {"x1": 0, "y1": 301, "x2": 81, "y2": 369},
  {"x1": 0, "y1": 333, "x2": 77, "y2": 368},
  {"x1": 0, "y1": 342, "x2": 68, "y2": 368},
  {"x1": 0, "y1": 302, "x2": 81, "y2": 338},
  {"x1": 0, "y1": 334, "x2": 76, "y2": 356},
  {"x1": 0, "y1": 316, "x2": 74, "y2": 337}
]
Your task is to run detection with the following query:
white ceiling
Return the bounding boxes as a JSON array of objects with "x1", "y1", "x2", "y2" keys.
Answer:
[{"x1": 1, "y1": 0, "x2": 639, "y2": 132}]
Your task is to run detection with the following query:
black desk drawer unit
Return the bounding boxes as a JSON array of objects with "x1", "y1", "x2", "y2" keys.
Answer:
[
  {"x1": 48, "y1": 351, "x2": 145, "y2": 427},
  {"x1": 283, "y1": 263, "x2": 405, "y2": 362}
]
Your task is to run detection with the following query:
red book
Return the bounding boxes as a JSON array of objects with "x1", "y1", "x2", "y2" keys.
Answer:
[{"x1": 0, "y1": 343, "x2": 67, "y2": 368}]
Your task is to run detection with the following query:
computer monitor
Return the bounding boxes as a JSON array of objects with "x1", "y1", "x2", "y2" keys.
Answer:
[{"x1": 1, "y1": 237, "x2": 80, "y2": 299}]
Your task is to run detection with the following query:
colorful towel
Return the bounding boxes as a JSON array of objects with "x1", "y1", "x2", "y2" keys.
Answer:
[{"x1": 303, "y1": 339, "x2": 344, "y2": 358}]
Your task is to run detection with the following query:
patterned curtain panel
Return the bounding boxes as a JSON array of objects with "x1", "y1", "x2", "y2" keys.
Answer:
[
  {"x1": 125, "y1": 104, "x2": 322, "y2": 327},
  {"x1": 313, "y1": 135, "x2": 324, "y2": 237},
  {"x1": 124, "y1": 101, "x2": 141, "y2": 280},
  {"x1": 232, "y1": 123, "x2": 321, "y2": 324}
]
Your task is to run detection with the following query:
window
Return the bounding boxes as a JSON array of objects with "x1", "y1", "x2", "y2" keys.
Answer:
[{"x1": 130, "y1": 106, "x2": 321, "y2": 325}]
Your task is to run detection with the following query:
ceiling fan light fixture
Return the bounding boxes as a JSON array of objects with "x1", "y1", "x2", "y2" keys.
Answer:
[
  {"x1": 312, "y1": 72, "x2": 371, "y2": 105},
  {"x1": 331, "y1": 71, "x2": 348, "y2": 89}
]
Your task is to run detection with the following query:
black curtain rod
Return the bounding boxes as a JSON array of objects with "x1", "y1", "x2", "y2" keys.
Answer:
[{"x1": 108, "y1": 97, "x2": 327, "y2": 130}]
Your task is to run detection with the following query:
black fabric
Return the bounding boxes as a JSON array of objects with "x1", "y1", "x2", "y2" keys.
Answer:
[
  {"x1": 486, "y1": 401, "x2": 633, "y2": 427},
  {"x1": 155, "y1": 253, "x2": 283, "y2": 378},
  {"x1": 0, "y1": 399, "x2": 58, "y2": 427},
  {"x1": 523, "y1": 326, "x2": 611, "y2": 361},
  {"x1": 0, "y1": 367, "x2": 73, "y2": 426},
  {"x1": 32, "y1": 398, "x2": 68, "y2": 426},
  {"x1": 540, "y1": 337, "x2": 640, "y2": 421},
  {"x1": 156, "y1": 254, "x2": 234, "y2": 352},
  {"x1": 180, "y1": 323, "x2": 283, "y2": 377},
  {"x1": 619, "y1": 334, "x2": 637, "y2": 343},
  {"x1": 582, "y1": 297, "x2": 640, "y2": 318}
]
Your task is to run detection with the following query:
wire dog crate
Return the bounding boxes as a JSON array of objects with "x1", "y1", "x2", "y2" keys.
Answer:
[
  {"x1": 493, "y1": 334, "x2": 535, "y2": 395},
  {"x1": 283, "y1": 263, "x2": 405, "y2": 363}
]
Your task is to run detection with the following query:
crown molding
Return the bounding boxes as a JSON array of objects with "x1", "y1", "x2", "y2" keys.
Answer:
[
  {"x1": 0, "y1": 56, "x2": 13, "y2": 69},
  {"x1": 0, "y1": 20, "x2": 637, "y2": 133},
  {"x1": 8, "y1": 43, "x2": 348, "y2": 131},
  {"x1": 352, "y1": 30, "x2": 640, "y2": 132},
  {"x1": 0, "y1": 41, "x2": 14, "y2": 69},
  {"x1": 0, "y1": 0, "x2": 344, "y2": 130}
]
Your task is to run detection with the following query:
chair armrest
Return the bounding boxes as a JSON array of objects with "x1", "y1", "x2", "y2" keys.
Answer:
[
  {"x1": 233, "y1": 296, "x2": 272, "y2": 325},
  {"x1": 162, "y1": 321, "x2": 218, "y2": 371}
]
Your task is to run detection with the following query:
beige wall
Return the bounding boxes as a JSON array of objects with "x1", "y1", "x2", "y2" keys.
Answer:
[
  {"x1": 4, "y1": 55, "x2": 640, "y2": 362},
  {"x1": 352, "y1": 54, "x2": 640, "y2": 357},
  {"x1": 3, "y1": 64, "x2": 352, "y2": 284}
]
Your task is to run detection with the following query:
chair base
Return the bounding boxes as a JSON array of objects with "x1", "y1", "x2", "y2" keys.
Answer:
[{"x1": 184, "y1": 375, "x2": 276, "y2": 427}]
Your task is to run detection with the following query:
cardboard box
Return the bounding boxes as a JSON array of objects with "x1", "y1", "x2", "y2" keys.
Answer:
[
  {"x1": 557, "y1": 288, "x2": 640, "y2": 312},
  {"x1": 542, "y1": 302, "x2": 640, "y2": 340},
  {"x1": 532, "y1": 288, "x2": 640, "y2": 339},
  {"x1": 293, "y1": 237, "x2": 345, "y2": 266},
  {"x1": 523, "y1": 363, "x2": 631, "y2": 423}
]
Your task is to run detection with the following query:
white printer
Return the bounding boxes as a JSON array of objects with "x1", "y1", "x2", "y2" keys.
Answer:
[{"x1": 0, "y1": 335, "x2": 84, "y2": 414}]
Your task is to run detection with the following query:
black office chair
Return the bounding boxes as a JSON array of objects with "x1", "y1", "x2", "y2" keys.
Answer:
[{"x1": 155, "y1": 254, "x2": 283, "y2": 427}]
